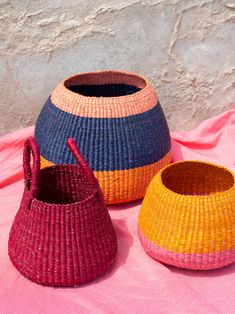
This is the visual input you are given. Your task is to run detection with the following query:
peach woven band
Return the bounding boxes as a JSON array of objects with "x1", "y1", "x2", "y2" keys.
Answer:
[
  {"x1": 138, "y1": 227, "x2": 235, "y2": 270},
  {"x1": 51, "y1": 70, "x2": 157, "y2": 118},
  {"x1": 40, "y1": 150, "x2": 172, "y2": 204}
]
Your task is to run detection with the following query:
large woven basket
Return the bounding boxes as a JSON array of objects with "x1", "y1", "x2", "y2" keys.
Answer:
[
  {"x1": 138, "y1": 161, "x2": 235, "y2": 270},
  {"x1": 34, "y1": 70, "x2": 171, "y2": 204},
  {"x1": 8, "y1": 137, "x2": 117, "y2": 287}
]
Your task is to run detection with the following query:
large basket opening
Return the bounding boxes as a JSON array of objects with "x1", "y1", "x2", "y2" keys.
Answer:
[
  {"x1": 64, "y1": 71, "x2": 146, "y2": 98},
  {"x1": 37, "y1": 165, "x2": 96, "y2": 205},
  {"x1": 161, "y1": 161, "x2": 234, "y2": 196},
  {"x1": 68, "y1": 84, "x2": 140, "y2": 97}
]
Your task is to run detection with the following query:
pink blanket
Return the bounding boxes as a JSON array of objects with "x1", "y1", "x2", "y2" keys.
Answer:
[{"x1": 1, "y1": 110, "x2": 235, "y2": 313}]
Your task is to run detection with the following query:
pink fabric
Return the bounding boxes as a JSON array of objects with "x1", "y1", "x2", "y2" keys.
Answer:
[
  {"x1": 1, "y1": 110, "x2": 235, "y2": 313},
  {"x1": 138, "y1": 226, "x2": 235, "y2": 270}
]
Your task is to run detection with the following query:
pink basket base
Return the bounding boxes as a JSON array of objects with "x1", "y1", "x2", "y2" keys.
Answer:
[{"x1": 138, "y1": 227, "x2": 235, "y2": 270}]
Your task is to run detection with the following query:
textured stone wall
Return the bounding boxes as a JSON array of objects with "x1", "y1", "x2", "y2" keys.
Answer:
[{"x1": 0, "y1": 0, "x2": 234, "y2": 135}]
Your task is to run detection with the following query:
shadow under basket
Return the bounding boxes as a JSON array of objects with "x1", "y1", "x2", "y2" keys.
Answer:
[
  {"x1": 35, "y1": 70, "x2": 172, "y2": 204},
  {"x1": 138, "y1": 160, "x2": 235, "y2": 270},
  {"x1": 8, "y1": 137, "x2": 117, "y2": 287}
]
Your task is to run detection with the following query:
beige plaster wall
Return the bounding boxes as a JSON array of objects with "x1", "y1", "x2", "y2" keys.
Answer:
[{"x1": 0, "y1": 0, "x2": 234, "y2": 135}]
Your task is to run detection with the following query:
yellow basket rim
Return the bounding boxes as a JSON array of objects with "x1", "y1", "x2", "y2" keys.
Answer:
[{"x1": 156, "y1": 159, "x2": 235, "y2": 201}]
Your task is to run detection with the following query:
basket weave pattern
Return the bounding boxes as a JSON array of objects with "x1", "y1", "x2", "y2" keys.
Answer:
[
  {"x1": 138, "y1": 161, "x2": 235, "y2": 270},
  {"x1": 8, "y1": 137, "x2": 117, "y2": 287},
  {"x1": 35, "y1": 70, "x2": 171, "y2": 204}
]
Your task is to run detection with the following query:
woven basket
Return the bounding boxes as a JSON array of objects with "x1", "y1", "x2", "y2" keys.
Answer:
[
  {"x1": 8, "y1": 137, "x2": 117, "y2": 287},
  {"x1": 34, "y1": 70, "x2": 171, "y2": 204},
  {"x1": 138, "y1": 160, "x2": 235, "y2": 270}
]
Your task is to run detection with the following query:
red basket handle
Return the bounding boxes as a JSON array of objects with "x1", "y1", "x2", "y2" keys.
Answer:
[
  {"x1": 67, "y1": 138, "x2": 97, "y2": 183},
  {"x1": 23, "y1": 137, "x2": 40, "y2": 200}
]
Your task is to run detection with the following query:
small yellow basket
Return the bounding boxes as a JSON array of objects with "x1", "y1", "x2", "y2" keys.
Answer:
[{"x1": 138, "y1": 160, "x2": 235, "y2": 270}]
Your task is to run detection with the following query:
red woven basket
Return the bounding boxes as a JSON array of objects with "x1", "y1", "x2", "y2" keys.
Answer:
[{"x1": 8, "y1": 137, "x2": 117, "y2": 287}]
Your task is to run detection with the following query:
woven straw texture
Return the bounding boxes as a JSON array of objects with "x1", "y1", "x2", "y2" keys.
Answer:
[
  {"x1": 8, "y1": 137, "x2": 117, "y2": 287},
  {"x1": 34, "y1": 70, "x2": 171, "y2": 204},
  {"x1": 138, "y1": 160, "x2": 235, "y2": 270}
]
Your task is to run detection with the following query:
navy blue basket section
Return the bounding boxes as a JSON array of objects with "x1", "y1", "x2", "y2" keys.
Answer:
[{"x1": 35, "y1": 97, "x2": 171, "y2": 171}]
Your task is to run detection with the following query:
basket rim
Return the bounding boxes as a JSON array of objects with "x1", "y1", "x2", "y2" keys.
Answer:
[
  {"x1": 50, "y1": 70, "x2": 157, "y2": 118},
  {"x1": 157, "y1": 160, "x2": 235, "y2": 200},
  {"x1": 63, "y1": 70, "x2": 149, "y2": 102},
  {"x1": 30, "y1": 164, "x2": 101, "y2": 208}
]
